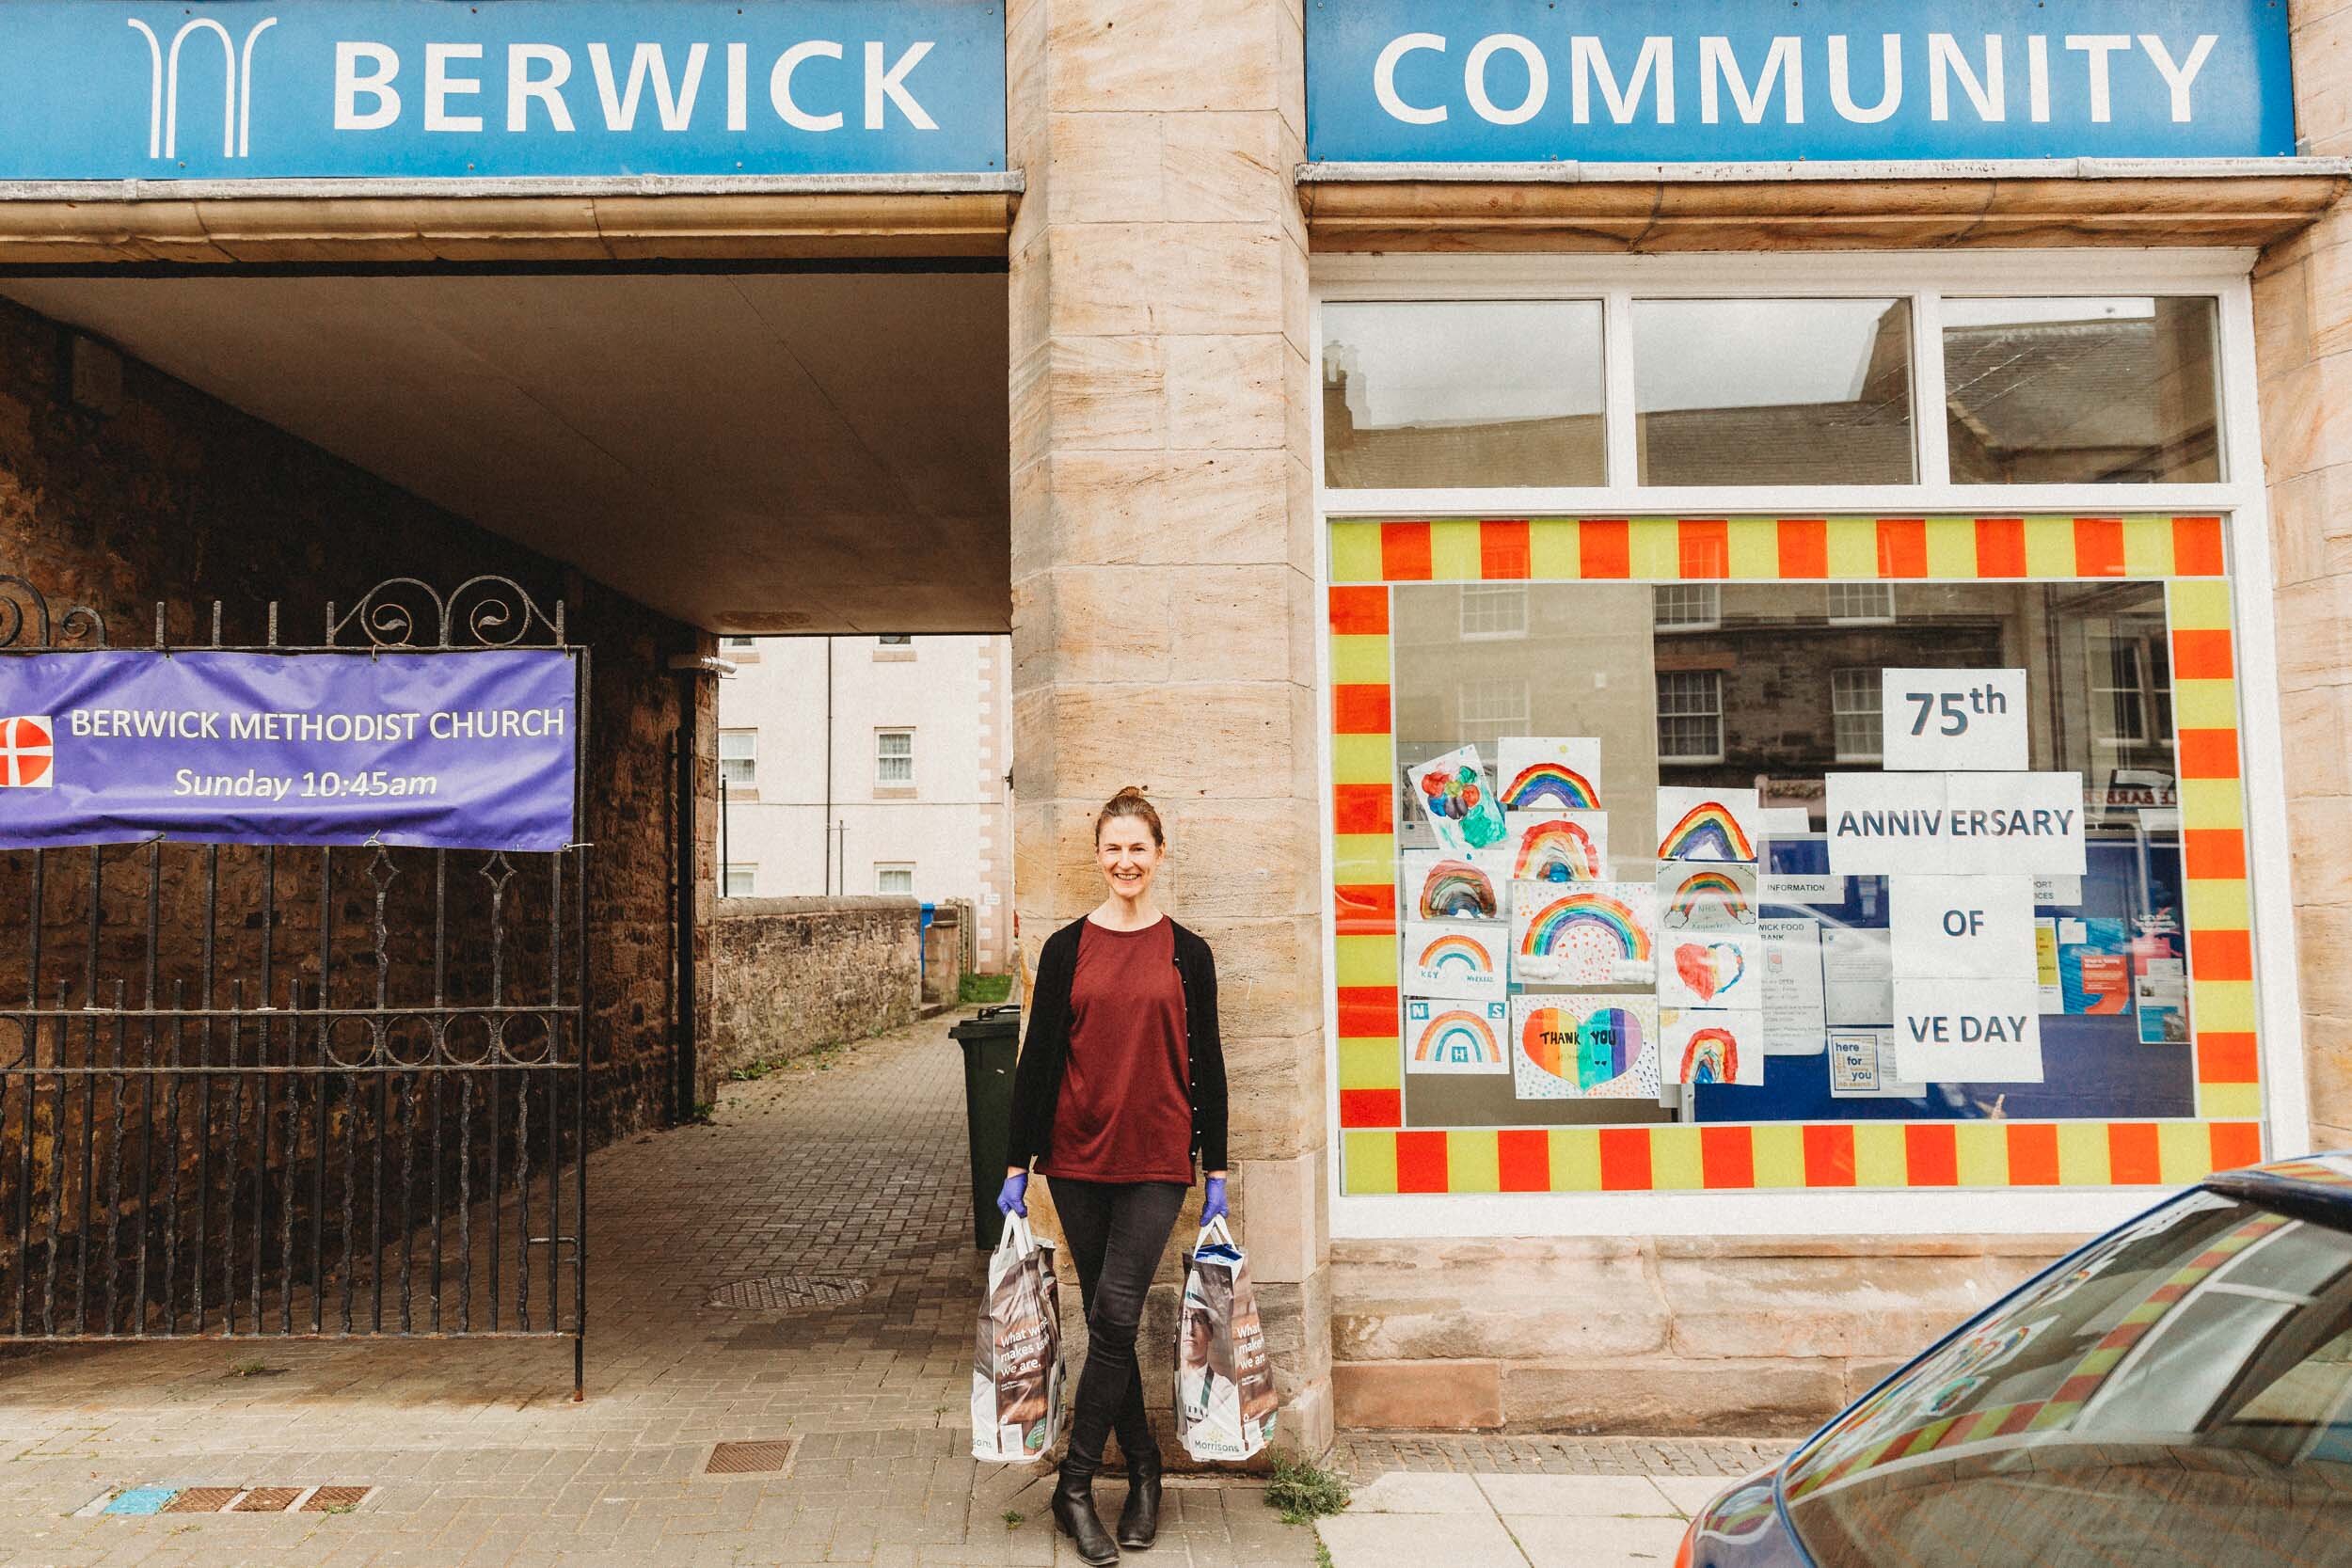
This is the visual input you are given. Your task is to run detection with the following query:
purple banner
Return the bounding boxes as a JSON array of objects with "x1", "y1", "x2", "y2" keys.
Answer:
[{"x1": 0, "y1": 650, "x2": 577, "y2": 851}]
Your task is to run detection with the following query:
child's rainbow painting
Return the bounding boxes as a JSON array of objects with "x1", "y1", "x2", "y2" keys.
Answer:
[
  {"x1": 1506, "y1": 810, "x2": 1609, "y2": 883},
  {"x1": 1405, "y1": 996, "x2": 1510, "y2": 1075},
  {"x1": 1656, "y1": 786, "x2": 1761, "y2": 864},
  {"x1": 1402, "y1": 920, "x2": 1507, "y2": 1002},
  {"x1": 1408, "y1": 742, "x2": 1507, "y2": 855},
  {"x1": 1508, "y1": 879, "x2": 1657, "y2": 986},
  {"x1": 1496, "y1": 737, "x2": 1603, "y2": 812},
  {"x1": 1510, "y1": 993, "x2": 1659, "y2": 1100},
  {"x1": 1658, "y1": 864, "x2": 1757, "y2": 930},
  {"x1": 1402, "y1": 850, "x2": 1506, "y2": 923},
  {"x1": 1663, "y1": 1007, "x2": 1765, "y2": 1086},
  {"x1": 1659, "y1": 932, "x2": 1761, "y2": 1010}
]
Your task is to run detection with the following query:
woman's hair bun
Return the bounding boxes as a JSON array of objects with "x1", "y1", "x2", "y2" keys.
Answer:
[{"x1": 1095, "y1": 786, "x2": 1166, "y2": 847}]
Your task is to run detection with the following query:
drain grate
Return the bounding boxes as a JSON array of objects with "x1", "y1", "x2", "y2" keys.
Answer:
[
  {"x1": 706, "y1": 1275, "x2": 870, "y2": 1311},
  {"x1": 707, "y1": 1439, "x2": 800, "y2": 1476},
  {"x1": 162, "y1": 1489, "x2": 242, "y2": 1514},
  {"x1": 84, "y1": 1484, "x2": 375, "y2": 1518}
]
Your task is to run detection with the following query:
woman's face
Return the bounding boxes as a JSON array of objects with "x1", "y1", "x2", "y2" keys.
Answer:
[
  {"x1": 1096, "y1": 816, "x2": 1164, "y2": 901},
  {"x1": 1184, "y1": 1313, "x2": 1214, "y2": 1363}
]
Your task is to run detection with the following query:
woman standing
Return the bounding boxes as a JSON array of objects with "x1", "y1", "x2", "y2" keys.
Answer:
[{"x1": 996, "y1": 787, "x2": 1229, "y2": 1565}]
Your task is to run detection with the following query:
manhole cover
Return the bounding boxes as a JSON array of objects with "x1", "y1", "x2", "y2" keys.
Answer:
[
  {"x1": 706, "y1": 1275, "x2": 870, "y2": 1311},
  {"x1": 707, "y1": 1439, "x2": 800, "y2": 1476}
]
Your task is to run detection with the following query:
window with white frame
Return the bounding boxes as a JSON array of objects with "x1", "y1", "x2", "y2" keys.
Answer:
[
  {"x1": 878, "y1": 634, "x2": 912, "y2": 646},
  {"x1": 1654, "y1": 584, "x2": 1721, "y2": 631},
  {"x1": 1458, "y1": 583, "x2": 1528, "y2": 639},
  {"x1": 1827, "y1": 583, "x2": 1897, "y2": 624},
  {"x1": 1454, "y1": 677, "x2": 1528, "y2": 752},
  {"x1": 1831, "y1": 668, "x2": 1883, "y2": 762},
  {"x1": 1655, "y1": 670, "x2": 1724, "y2": 763},
  {"x1": 876, "y1": 729, "x2": 914, "y2": 786},
  {"x1": 719, "y1": 729, "x2": 756, "y2": 789},
  {"x1": 723, "y1": 865, "x2": 756, "y2": 897},
  {"x1": 875, "y1": 864, "x2": 914, "y2": 895}
]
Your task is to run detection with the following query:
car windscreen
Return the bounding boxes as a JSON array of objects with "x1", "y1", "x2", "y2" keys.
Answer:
[{"x1": 1780, "y1": 1186, "x2": 2352, "y2": 1568}]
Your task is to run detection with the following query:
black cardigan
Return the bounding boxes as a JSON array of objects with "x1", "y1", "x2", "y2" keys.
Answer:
[{"x1": 1006, "y1": 915, "x2": 1230, "y2": 1174}]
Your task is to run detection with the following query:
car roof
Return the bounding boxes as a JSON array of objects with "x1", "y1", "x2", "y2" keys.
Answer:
[{"x1": 2202, "y1": 1153, "x2": 2352, "y2": 1229}]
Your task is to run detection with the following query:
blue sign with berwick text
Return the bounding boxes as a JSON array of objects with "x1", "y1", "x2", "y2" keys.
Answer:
[
  {"x1": 0, "y1": 1, "x2": 1006, "y2": 181},
  {"x1": 1308, "y1": 0, "x2": 2294, "y2": 164},
  {"x1": 0, "y1": 651, "x2": 578, "y2": 851}
]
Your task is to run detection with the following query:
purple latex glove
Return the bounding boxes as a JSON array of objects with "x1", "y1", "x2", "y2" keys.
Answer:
[
  {"x1": 995, "y1": 1171, "x2": 1029, "y2": 1217},
  {"x1": 1200, "y1": 1175, "x2": 1228, "y2": 1227}
]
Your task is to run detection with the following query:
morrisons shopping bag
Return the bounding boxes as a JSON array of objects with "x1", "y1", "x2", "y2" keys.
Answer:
[
  {"x1": 971, "y1": 1212, "x2": 1064, "y2": 1462},
  {"x1": 1172, "y1": 1215, "x2": 1279, "y2": 1463}
]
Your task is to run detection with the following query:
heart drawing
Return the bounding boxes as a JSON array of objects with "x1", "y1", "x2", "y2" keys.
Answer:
[{"x1": 1673, "y1": 942, "x2": 1746, "y2": 1003}]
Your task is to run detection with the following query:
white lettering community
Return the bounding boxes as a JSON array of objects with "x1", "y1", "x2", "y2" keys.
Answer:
[
  {"x1": 127, "y1": 14, "x2": 279, "y2": 160},
  {"x1": 1371, "y1": 31, "x2": 2217, "y2": 128},
  {"x1": 67, "y1": 708, "x2": 566, "y2": 742},
  {"x1": 335, "y1": 39, "x2": 938, "y2": 134}
]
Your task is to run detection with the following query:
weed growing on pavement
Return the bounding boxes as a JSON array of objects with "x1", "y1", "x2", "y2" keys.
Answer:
[
  {"x1": 1001, "y1": 1509, "x2": 1024, "y2": 1529},
  {"x1": 960, "y1": 973, "x2": 1013, "y2": 1005},
  {"x1": 1314, "y1": 1538, "x2": 1334, "y2": 1568},
  {"x1": 224, "y1": 1356, "x2": 272, "y2": 1378},
  {"x1": 1263, "y1": 1451, "x2": 1350, "y2": 1525}
]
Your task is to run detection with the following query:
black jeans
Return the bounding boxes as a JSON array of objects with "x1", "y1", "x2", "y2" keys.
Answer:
[{"x1": 1046, "y1": 1176, "x2": 1186, "y2": 1474}]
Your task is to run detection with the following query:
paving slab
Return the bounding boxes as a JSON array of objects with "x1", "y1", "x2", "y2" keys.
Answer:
[
  {"x1": 1475, "y1": 1472, "x2": 1679, "y2": 1517},
  {"x1": 1317, "y1": 1507, "x2": 1531, "y2": 1568},
  {"x1": 1508, "y1": 1512, "x2": 1692, "y2": 1566}
]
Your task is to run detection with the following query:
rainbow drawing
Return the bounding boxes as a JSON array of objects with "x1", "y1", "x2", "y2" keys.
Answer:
[
  {"x1": 1503, "y1": 762, "x2": 1600, "y2": 811},
  {"x1": 1515, "y1": 817, "x2": 1604, "y2": 882},
  {"x1": 1658, "y1": 800, "x2": 1756, "y2": 863},
  {"x1": 1519, "y1": 892, "x2": 1652, "y2": 962},
  {"x1": 1663, "y1": 869, "x2": 1752, "y2": 927},
  {"x1": 1418, "y1": 860, "x2": 1499, "y2": 920},
  {"x1": 1679, "y1": 1027, "x2": 1741, "y2": 1086},
  {"x1": 1410, "y1": 1006, "x2": 1506, "y2": 1069},
  {"x1": 1418, "y1": 931, "x2": 1495, "y2": 977}
]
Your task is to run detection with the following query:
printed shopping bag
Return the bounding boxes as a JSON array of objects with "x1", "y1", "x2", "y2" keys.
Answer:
[
  {"x1": 1171, "y1": 1215, "x2": 1279, "y2": 1463},
  {"x1": 971, "y1": 1213, "x2": 1064, "y2": 1462}
]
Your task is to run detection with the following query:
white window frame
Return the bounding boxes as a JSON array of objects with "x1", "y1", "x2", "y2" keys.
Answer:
[
  {"x1": 1457, "y1": 582, "x2": 1529, "y2": 640},
  {"x1": 1826, "y1": 582, "x2": 1898, "y2": 625},
  {"x1": 1830, "y1": 668, "x2": 1883, "y2": 763},
  {"x1": 875, "y1": 728, "x2": 914, "y2": 787},
  {"x1": 1653, "y1": 583, "x2": 1722, "y2": 632},
  {"x1": 875, "y1": 863, "x2": 915, "y2": 895},
  {"x1": 718, "y1": 728, "x2": 757, "y2": 791},
  {"x1": 1311, "y1": 249, "x2": 2305, "y2": 1243},
  {"x1": 723, "y1": 864, "x2": 757, "y2": 897},
  {"x1": 1654, "y1": 670, "x2": 1724, "y2": 764}
]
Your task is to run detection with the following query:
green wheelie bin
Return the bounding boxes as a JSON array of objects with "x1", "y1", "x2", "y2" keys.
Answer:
[{"x1": 950, "y1": 1004, "x2": 1022, "y2": 1250}]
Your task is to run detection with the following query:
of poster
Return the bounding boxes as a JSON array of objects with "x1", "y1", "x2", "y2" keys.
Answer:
[
  {"x1": 1406, "y1": 742, "x2": 1506, "y2": 856},
  {"x1": 1892, "y1": 978, "x2": 2044, "y2": 1084},
  {"x1": 1402, "y1": 920, "x2": 1508, "y2": 1002},
  {"x1": 1510, "y1": 879, "x2": 1657, "y2": 987},
  {"x1": 1510, "y1": 993, "x2": 1659, "y2": 1100},
  {"x1": 2035, "y1": 917, "x2": 2063, "y2": 1013},
  {"x1": 1404, "y1": 996, "x2": 1511, "y2": 1074},
  {"x1": 1820, "y1": 927, "x2": 1894, "y2": 1026},
  {"x1": 2136, "y1": 958, "x2": 2189, "y2": 1044},
  {"x1": 1506, "y1": 809, "x2": 1609, "y2": 883},
  {"x1": 1658, "y1": 863, "x2": 1756, "y2": 930},
  {"x1": 2058, "y1": 917, "x2": 2131, "y2": 1015},
  {"x1": 1655, "y1": 785, "x2": 1760, "y2": 863},
  {"x1": 1660, "y1": 931, "x2": 1761, "y2": 1010},
  {"x1": 1400, "y1": 849, "x2": 1506, "y2": 923},
  {"x1": 1827, "y1": 1029, "x2": 1923, "y2": 1099},
  {"x1": 1888, "y1": 875, "x2": 2036, "y2": 979},
  {"x1": 1495, "y1": 737, "x2": 1603, "y2": 812},
  {"x1": 1662, "y1": 1007, "x2": 1764, "y2": 1086},
  {"x1": 1759, "y1": 916, "x2": 1828, "y2": 1055}
]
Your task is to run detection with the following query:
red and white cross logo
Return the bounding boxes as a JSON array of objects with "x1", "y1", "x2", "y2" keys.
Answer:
[{"x1": 0, "y1": 716, "x2": 55, "y2": 787}]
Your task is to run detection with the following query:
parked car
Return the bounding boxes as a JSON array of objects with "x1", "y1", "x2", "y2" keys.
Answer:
[{"x1": 1678, "y1": 1155, "x2": 2352, "y2": 1567}]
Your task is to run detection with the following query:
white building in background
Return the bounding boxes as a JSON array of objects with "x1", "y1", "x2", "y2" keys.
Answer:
[{"x1": 717, "y1": 634, "x2": 1014, "y2": 974}]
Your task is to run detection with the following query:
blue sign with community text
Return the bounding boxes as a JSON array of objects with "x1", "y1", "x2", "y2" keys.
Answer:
[
  {"x1": 0, "y1": 1, "x2": 1006, "y2": 181},
  {"x1": 1308, "y1": 0, "x2": 2294, "y2": 164},
  {"x1": 0, "y1": 651, "x2": 578, "y2": 851}
]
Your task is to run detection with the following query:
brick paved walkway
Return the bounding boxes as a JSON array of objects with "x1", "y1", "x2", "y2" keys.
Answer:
[{"x1": 0, "y1": 1011, "x2": 1320, "y2": 1568}]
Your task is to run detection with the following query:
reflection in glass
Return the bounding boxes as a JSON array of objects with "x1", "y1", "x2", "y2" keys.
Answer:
[
  {"x1": 1944, "y1": 296, "x2": 2222, "y2": 483},
  {"x1": 1323, "y1": 301, "x2": 1606, "y2": 488},
  {"x1": 1634, "y1": 299, "x2": 1915, "y2": 484}
]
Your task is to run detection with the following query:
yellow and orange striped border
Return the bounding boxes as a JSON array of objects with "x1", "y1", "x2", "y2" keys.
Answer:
[{"x1": 1328, "y1": 515, "x2": 2264, "y2": 1196}]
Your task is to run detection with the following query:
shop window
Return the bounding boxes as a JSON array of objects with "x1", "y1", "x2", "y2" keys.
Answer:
[
  {"x1": 1322, "y1": 301, "x2": 1606, "y2": 489},
  {"x1": 1459, "y1": 584, "x2": 1528, "y2": 640},
  {"x1": 1634, "y1": 299, "x2": 1915, "y2": 486},
  {"x1": 1830, "y1": 669, "x2": 1882, "y2": 762},
  {"x1": 723, "y1": 865, "x2": 756, "y2": 897},
  {"x1": 1654, "y1": 585, "x2": 1721, "y2": 632},
  {"x1": 1826, "y1": 583, "x2": 1896, "y2": 625},
  {"x1": 1943, "y1": 298, "x2": 2222, "y2": 484},
  {"x1": 876, "y1": 864, "x2": 914, "y2": 895},
  {"x1": 1456, "y1": 677, "x2": 1530, "y2": 754},
  {"x1": 1655, "y1": 671, "x2": 1723, "y2": 764},
  {"x1": 876, "y1": 729, "x2": 914, "y2": 786},
  {"x1": 719, "y1": 729, "x2": 756, "y2": 790}
]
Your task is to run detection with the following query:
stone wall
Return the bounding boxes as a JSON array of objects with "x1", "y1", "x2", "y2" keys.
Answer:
[
  {"x1": 708, "y1": 897, "x2": 923, "y2": 1079},
  {"x1": 1329, "y1": 1234, "x2": 2080, "y2": 1436}
]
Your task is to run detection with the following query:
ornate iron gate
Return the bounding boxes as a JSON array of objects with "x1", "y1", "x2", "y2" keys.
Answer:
[{"x1": 0, "y1": 574, "x2": 590, "y2": 1396}]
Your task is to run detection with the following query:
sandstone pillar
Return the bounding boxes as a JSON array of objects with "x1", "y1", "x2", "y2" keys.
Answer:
[{"x1": 1006, "y1": 0, "x2": 1331, "y2": 1453}]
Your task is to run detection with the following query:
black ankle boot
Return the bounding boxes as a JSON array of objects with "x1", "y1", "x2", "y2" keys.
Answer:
[
  {"x1": 1117, "y1": 1449, "x2": 1162, "y2": 1549},
  {"x1": 1053, "y1": 1456, "x2": 1120, "y2": 1565}
]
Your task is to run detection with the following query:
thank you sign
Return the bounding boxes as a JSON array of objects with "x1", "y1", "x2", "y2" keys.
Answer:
[
  {"x1": 0, "y1": 1, "x2": 1007, "y2": 181},
  {"x1": 0, "y1": 651, "x2": 577, "y2": 851},
  {"x1": 1308, "y1": 0, "x2": 2293, "y2": 164}
]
